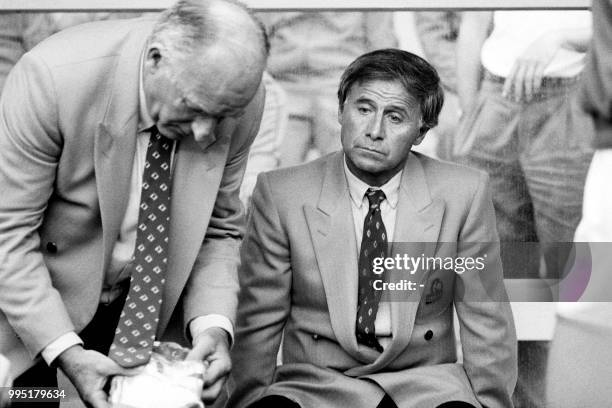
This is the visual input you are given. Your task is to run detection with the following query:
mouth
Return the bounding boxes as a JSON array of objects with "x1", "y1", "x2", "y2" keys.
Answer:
[{"x1": 355, "y1": 145, "x2": 385, "y2": 155}]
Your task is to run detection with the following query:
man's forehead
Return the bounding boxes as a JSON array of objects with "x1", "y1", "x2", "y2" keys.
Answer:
[{"x1": 350, "y1": 79, "x2": 418, "y2": 108}]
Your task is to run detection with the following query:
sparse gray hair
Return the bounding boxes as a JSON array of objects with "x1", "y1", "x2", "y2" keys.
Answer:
[{"x1": 150, "y1": 0, "x2": 269, "y2": 60}]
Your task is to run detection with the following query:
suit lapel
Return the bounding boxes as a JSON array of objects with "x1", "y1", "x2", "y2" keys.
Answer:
[
  {"x1": 305, "y1": 153, "x2": 379, "y2": 363},
  {"x1": 94, "y1": 23, "x2": 151, "y2": 277},
  {"x1": 384, "y1": 153, "x2": 444, "y2": 366}
]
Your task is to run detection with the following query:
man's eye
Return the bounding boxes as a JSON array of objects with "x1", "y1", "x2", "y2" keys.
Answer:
[
  {"x1": 357, "y1": 106, "x2": 371, "y2": 114},
  {"x1": 388, "y1": 114, "x2": 402, "y2": 123}
]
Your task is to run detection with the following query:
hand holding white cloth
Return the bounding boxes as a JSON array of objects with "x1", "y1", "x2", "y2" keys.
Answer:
[{"x1": 109, "y1": 342, "x2": 205, "y2": 408}]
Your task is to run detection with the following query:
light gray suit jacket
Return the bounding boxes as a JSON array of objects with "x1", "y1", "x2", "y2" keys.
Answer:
[
  {"x1": 229, "y1": 152, "x2": 517, "y2": 408},
  {"x1": 0, "y1": 18, "x2": 264, "y2": 377}
]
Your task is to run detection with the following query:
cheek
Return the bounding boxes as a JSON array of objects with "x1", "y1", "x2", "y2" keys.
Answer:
[{"x1": 341, "y1": 116, "x2": 366, "y2": 142}]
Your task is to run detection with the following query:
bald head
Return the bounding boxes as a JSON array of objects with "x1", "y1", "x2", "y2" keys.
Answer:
[
  {"x1": 142, "y1": 0, "x2": 268, "y2": 142},
  {"x1": 150, "y1": 0, "x2": 268, "y2": 63}
]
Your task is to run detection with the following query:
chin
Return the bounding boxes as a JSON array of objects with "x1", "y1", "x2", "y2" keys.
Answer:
[{"x1": 349, "y1": 153, "x2": 385, "y2": 172}]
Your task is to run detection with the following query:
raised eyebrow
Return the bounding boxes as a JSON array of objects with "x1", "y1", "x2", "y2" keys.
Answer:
[
  {"x1": 384, "y1": 104, "x2": 410, "y2": 116},
  {"x1": 354, "y1": 96, "x2": 376, "y2": 105}
]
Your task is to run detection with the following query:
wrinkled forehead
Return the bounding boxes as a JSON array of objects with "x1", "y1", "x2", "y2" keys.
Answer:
[{"x1": 349, "y1": 79, "x2": 420, "y2": 110}]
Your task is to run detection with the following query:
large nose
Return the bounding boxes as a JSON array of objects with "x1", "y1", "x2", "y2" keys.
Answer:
[
  {"x1": 191, "y1": 117, "x2": 217, "y2": 143},
  {"x1": 365, "y1": 112, "x2": 384, "y2": 140}
]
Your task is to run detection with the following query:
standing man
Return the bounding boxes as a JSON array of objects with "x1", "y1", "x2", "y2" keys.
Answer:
[
  {"x1": 229, "y1": 49, "x2": 516, "y2": 408},
  {"x1": 547, "y1": 1, "x2": 612, "y2": 406},
  {"x1": 0, "y1": 1, "x2": 268, "y2": 407}
]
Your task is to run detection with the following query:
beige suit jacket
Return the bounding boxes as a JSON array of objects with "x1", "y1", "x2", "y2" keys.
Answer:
[
  {"x1": 229, "y1": 152, "x2": 517, "y2": 408},
  {"x1": 0, "y1": 18, "x2": 264, "y2": 377}
]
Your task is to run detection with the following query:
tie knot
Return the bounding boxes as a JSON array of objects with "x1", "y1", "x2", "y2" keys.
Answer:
[{"x1": 365, "y1": 188, "x2": 386, "y2": 210}]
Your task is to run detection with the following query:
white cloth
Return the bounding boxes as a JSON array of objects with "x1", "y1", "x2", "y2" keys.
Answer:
[
  {"x1": 481, "y1": 11, "x2": 591, "y2": 78},
  {"x1": 343, "y1": 156, "x2": 401, "y2": 348}
]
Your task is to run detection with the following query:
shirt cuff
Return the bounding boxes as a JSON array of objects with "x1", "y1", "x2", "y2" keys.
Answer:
[
  {"x1": 189, "y1": 315, "x2": 234, "y2": 346},
  {"x1": 41, "y1": 332, "x2": 84, "y2": 366}
]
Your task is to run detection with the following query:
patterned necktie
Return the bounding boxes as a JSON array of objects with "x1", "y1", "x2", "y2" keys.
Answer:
[
  {"x1": 355, "y1": 188, "x2": 388, "y2": 352},
  {"x1": 109, "y1": 131, "x2": 173, "y2": 367}
]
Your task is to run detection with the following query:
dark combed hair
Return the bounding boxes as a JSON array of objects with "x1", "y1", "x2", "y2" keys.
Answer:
[
  {"x1": 337, "y1": 48, "x2": 444, "y2": 132},
  {"x1": 151, "y1": 0, "x2": 269, "y2": 57}
]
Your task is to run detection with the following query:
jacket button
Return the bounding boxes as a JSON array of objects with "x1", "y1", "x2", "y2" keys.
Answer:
[
  {"x1": 424, "y1": 330, "x2": 433, "y2": 341},
  {"x1": 312, "y1": 334, "x2": 320, "y2": 340},
  {"x1": 46, "y1": 242, "x2": 58, "y2": 254}
]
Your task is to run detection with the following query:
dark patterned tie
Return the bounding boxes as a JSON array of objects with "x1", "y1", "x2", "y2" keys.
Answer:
[
  {"x1": 109, "y1": 131, "x2": 173, "y2": 367},
  {"x1": 355, "y1": 188, "x2": 388, "y2": 352}
]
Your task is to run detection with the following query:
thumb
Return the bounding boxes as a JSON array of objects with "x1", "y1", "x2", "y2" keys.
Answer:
[
  {"x1": 116, "y1": 365, "x2": 145, "y2": 377},
  {"x1": 105, "y1": 359, "x2": 145, "y2": 377}
]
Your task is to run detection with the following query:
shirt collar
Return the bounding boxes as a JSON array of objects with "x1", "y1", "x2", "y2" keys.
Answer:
[
  {"x1": 138, "y1": 49, "x2": 155, "y2": 133},
  {"x1": 343, "y1": 155, "x2": 401, "y2": 210}
]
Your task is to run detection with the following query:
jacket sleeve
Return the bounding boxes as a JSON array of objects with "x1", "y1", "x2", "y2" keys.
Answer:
[
  {"x1": 455, "y1": 172, "x2": 518, "y2": 408},
  {"x1": 0, "y1": 52, "x2": 76, "y2": 357},
  {"x1": 227, "y1": 173, "x2": 292, "y2": 408},
  {"x1": 182, "y1": 84, "x2": 265, "y2": 330}
]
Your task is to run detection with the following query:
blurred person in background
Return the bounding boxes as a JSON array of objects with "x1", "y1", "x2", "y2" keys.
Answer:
[
  {"x1": 547, "y1": 1, "x2": 612, "y2": 406},
  {"x1": 414, "y1": 11, "x2": 462, "y2": 161},
  {"x1": 0, "y1": 12, "x2": 144, "y2": 92},
  {"x1": 456, "y1": 10, "x2": 593, "y2": 280},
  {"x1": 456, "y1": 10, "x2": 594, "y2": 408},
  {"x1": 259, "y1": 12, "x2": 398, "y2": 167},
  {"x1": 240, "y1": 72, "x2": 287, "y2": 208}
]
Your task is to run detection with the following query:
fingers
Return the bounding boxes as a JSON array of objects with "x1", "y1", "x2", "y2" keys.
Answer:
[
  {"x1": 85, "y1": 388, "x2": 112, "y2": 408},
  {"x1": 94, "y1": 353, "x2": 143, "y2": 377},
  {"x1": 201, "y1": 374, "x2": 228, "y2": 404},
  {"x1": 502, "y1": 63, "x2": 518, "y2": 100},
  {"x1": 532, "y1": 63, "x2": 545, "y2": 98},
  {"x1": 203, "y1": 353, "x2": 232, "y2": 387},
  {"x1": 503, "y1": 60, "x2": 546, "y2": 103},
  {"x1": 201, "y1": 356, "x2": 231, "y2": 403},
  {"x1": 512, "y1": 62, "x2": 527, "y2": 102},
  {"x1": 112, "y1": 364, "x2": 145, "y2": 378},
  {"x1": 523, "y1": 62, "x2": 537, "y2": 102}
]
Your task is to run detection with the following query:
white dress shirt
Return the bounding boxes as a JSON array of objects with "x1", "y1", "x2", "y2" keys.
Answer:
[
  {"x1": 343, "y1": 156, "x2": 402, "y2": 350},
  {"x1": 41, "y1": 58, "x2": 233, "y2": 365}
]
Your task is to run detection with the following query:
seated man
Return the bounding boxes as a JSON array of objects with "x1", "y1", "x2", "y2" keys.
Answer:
[{"x1": 228, "y1": 49, "x2": 517, "y2": 408}]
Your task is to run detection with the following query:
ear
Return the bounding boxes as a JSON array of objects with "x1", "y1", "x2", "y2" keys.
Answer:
[
  {"x1": 413, "y1": 128, "x2": 428, "y2": 146},
  {"x1": 337, "y1": 104, "x2": 344, "y2": 125},
  {"x1": 145, "y1": 44, "x2": 164, "y2": 72}
]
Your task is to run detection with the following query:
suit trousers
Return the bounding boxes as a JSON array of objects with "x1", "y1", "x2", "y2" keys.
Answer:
[
  {"x1": 12, "y1": 288, "x2": 128, "y2": 408},
  {"x1": 248, "y1": 394, "x2": 475, "y2": 408}
]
